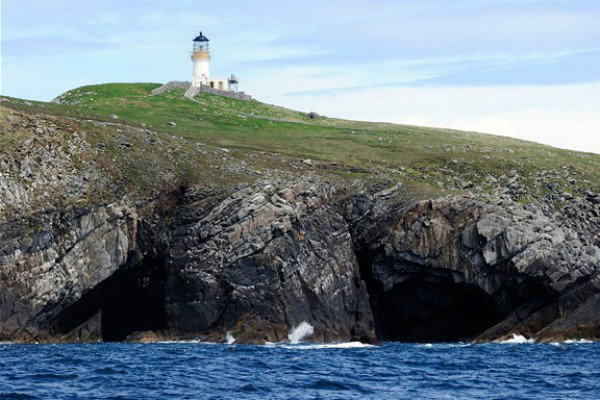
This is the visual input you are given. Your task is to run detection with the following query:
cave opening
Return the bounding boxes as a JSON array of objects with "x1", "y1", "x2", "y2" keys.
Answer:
[
  {"x1": 101, "y1": 280, "x2": 166, "y2": 342},
  {"x1": 358, "y1": 252, "x2": 504, "y2": 342},
  {"x1": 53, "y1": 254, "x2": 168, "y2": 342},
  {"x1": 98, "y1": 254, "x2": 168, "y2": 342}
]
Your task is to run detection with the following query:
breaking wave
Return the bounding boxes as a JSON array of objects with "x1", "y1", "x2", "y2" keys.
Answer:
[
  {"x1": 499, "y1": 334, "x2": 535, "y2": 344},
  {"x1": 226, "y1": 332, "x2": 235, "y2": 344},
  {"x1": 288, "y1": 321, "x2": 314, "y2": 344},
  {"x1": 273, "y1": 342, "x2": 374, "y2": 350}
]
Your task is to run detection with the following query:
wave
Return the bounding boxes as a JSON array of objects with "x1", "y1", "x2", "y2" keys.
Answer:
[
  {"x1": 498, "y1": 335, "x2": 596, "y2": 345},
  {"x1": 226, "y1": 331, "x2": 235, "y2": 344},
  {"x1": 498, "y1": 334, "x2": 535, "y2": 344},
  {"x1": 154, "y1": 338, "x2": 372, "y2": 349},
  {"x1": 288, "y1": 322, "x2": 314, "y2": 344},
  {"x1": 563, "y1": 338, "x2": 593, "y2": 344},
  {"x1": 266, "y1": 341, "x2": 374, "y2": 349},
  {"x1": 549, "y1": 338, "x2": 595, "y2": 346},
  {"x1": 154, "y1": 340, "x2": 219, "y2": 345},
  {"x1": 295, "y1": 342, "x2": 374, "y2": 349}
]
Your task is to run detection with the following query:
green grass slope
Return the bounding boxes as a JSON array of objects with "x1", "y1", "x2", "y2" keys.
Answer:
[{"x1": 3, "y1": 82, "x2": 600, "y2": 203}]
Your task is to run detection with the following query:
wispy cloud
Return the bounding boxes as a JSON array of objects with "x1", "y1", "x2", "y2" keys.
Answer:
[{"x1": 276, "y1": 47, "x2": 600, "y2": 97}]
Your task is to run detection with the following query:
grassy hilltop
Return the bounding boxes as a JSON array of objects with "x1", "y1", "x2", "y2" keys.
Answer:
[{"x1": 2, "y1": 82, "x2": 600, "y2": 205}]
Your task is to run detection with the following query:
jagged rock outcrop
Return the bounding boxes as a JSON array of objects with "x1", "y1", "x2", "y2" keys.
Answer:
[
  {"x1": 0, "y1": 179, "x2": 377, "y2": 344},
  {"x1": 0, "y1": 203, "x2": 139, "y2": 341},
  {"x1": 344, "y1": 186, "x2": 600, "y2": 342},
  {"x1": 165, "y1": 181, "x2": 375, "y2": 343},
  {"x1": 0, "y1": 112, "x2": 103, "y2": 219}
]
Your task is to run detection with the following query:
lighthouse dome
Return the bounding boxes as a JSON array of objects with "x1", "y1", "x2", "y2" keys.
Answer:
[{"x1": 193, "y1": 32, "x2": 209, "y2": 42}]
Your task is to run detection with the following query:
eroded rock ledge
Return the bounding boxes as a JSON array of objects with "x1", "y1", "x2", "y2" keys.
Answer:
[{"x1": 2, "y1": 178, "x2": 600, "y2": 344}]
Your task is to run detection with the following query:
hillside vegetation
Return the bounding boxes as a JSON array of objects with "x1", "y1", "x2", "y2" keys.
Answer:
[{"x1": 3, "y1": 82, "x2": 600, "y2": 204}]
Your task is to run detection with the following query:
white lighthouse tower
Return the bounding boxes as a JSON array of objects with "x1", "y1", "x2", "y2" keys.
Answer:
[
  {"x1": 186, "y1": 30, "x2": 240, "y2": 93},
  {"x1": 151, "y1": 31, "x2": 249, "y2": 99},
  {"x1": 191, "y1": 31, "x2": 210, "y2": 87}
]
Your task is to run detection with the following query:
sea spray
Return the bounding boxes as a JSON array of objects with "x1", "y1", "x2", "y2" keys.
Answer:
[
  {"x1": 500, "y1": 334, "x2": 535, "y2": 344},
  {"x1": 226, "y1": 332, "x2": 235, "y2": 344},
  {"x1": 288, "y1": 322, "x2": 314, "y2": 344}
]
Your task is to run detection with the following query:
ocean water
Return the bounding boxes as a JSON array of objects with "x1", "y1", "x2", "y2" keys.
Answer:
[{"x1": 1, "y1": 340, "x2": 599, "y2": 399}]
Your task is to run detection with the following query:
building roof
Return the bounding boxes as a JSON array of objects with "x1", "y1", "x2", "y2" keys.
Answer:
[{"x1": 193, "y1": 31, "x2": 209, "y2": 42}]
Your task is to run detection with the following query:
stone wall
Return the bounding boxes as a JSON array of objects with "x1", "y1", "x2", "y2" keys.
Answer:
[
  {"x1": 151, "y1": 80, "x2": 253, "y2": 101},
  {"x1": 196, "y1": 85, "x2": 253, "y2": 101},
  {"x1": 150, "y1": 81, "x2": 192, "y2": 96}
]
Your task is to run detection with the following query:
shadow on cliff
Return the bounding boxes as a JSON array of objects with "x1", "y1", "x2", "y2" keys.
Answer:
[
  {"x1": 343, "y1": 190, "x2": 561, "y2": 343},
  {"x1": 48, "y1": 183, "x2": 193, "y2": 342},
  {"x1": 52, "y1": 252, "x2": 168, "y2": 341},
  {"x1": 355, "y1": 248, "x2": 556, "y2": 343},
  {"x1": 357, "y1": 249, "x2": 500, "y2": 342}
]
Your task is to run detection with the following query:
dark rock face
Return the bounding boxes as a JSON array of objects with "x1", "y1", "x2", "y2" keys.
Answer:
[
  {"x1": 1, "y1": 177, "x2": 600, "y2": 344},
  {"x1": 0, "y1": 180, "x2": 377, "y2": 344},
  {"x1": 344, "y1": 187, "x2": 600, "y2": 342},
  {"x1": 0, "y1": 204, "x2": 140, "y2": 341},
  {"x1": 165, "y1": 181, "x2": 375, "y2": 343}
]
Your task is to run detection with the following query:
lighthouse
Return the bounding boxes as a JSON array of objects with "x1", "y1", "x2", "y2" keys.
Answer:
[
  {"x1": 190, "y1": 31, "x2": 235, "y2": 91},
  {"x1": 151, "y1": 31, "x2": 248, "y2": 99},
  {"x1": 191, "y1": 31, "x2": 210, "y2": 87}
]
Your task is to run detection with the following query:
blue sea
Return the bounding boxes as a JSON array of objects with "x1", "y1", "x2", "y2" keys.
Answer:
[{"x1": 1, "y1": 340, "x2": 599, "y2": 399}]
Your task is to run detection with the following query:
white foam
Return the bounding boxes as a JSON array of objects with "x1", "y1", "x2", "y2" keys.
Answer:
[
  {"x1": 155, "y1": 340, "x2": 217, "y2": 344},
  {"x1": 294, "y1": 342, "x2": 373, "y2": 349},
  {"x1": 226, "y1": 331, "x2": 235, "y2": 344},
  {"x1": 549, "y1": 339, "x2": 595, "y2": 346},
  {"x1": 415, "y1": 343, "x2": 472, "y2": 348},
  {"x1": 288, "y1": 321, "x2": 314, "y2": 344},
  {"x1": 563, "y1": 338, "x2": 593, "y2": 344},
  {"x1": 499, "y1": 334, "x2": 535, "y2": 344}
]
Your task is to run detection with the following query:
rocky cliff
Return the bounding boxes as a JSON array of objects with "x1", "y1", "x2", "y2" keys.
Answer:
[
  {"x1": 2, "y1": 99, "x2": 600, "y2": 344},
  {"x1": 344, "y1": 188, "x2": 600, "y2": 342}
]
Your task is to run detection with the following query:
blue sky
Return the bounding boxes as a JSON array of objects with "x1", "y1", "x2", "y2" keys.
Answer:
[{"x1": 2, "y1": 0, "x2": 600, "y2": 153}]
